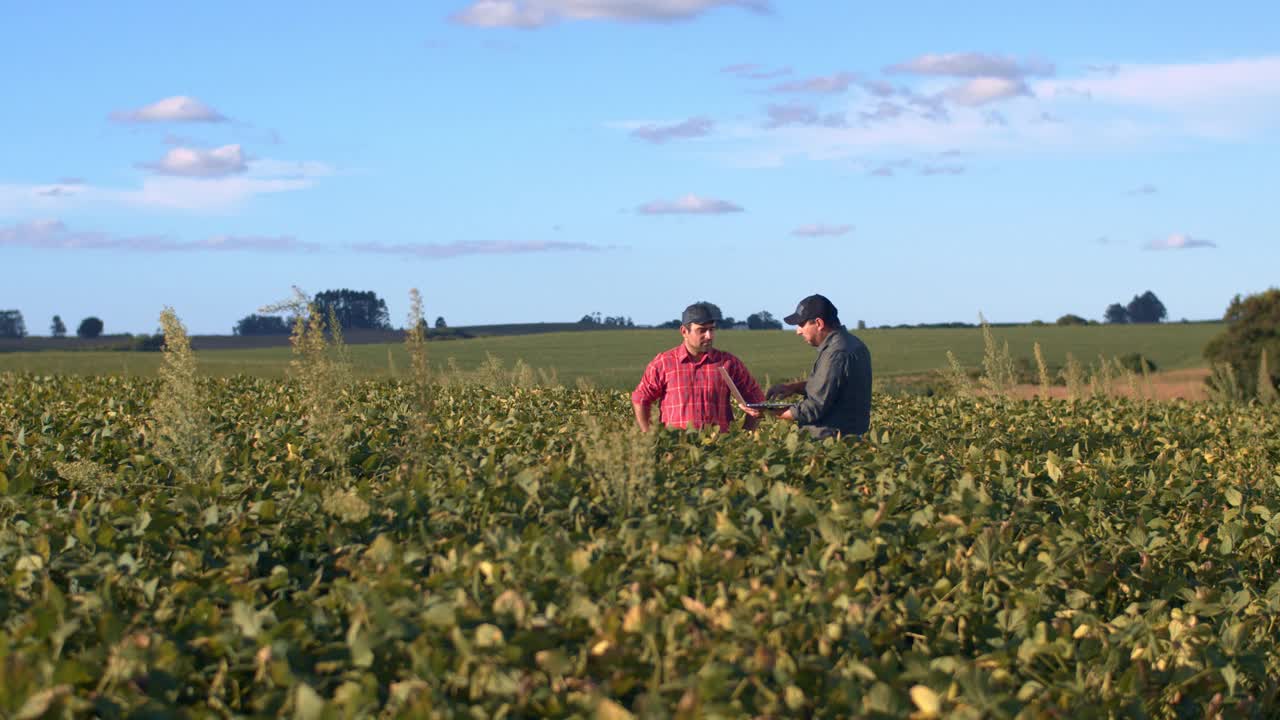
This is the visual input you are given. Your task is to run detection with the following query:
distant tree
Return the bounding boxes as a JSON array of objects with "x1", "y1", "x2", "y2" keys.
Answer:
[
  {"x1": 1104, "y1": 303, "x2": 1130, "y2": 324},
  {"x1": 435, "y1": 316, "x2": 447, "y2": 329},
  {"x1": 1126, "y1": 290, "x2": 1168, "y2": 324},
  {"x1": 746, "y1": 310, "x2": 782, "y2": 330},
  {"x1": 50, "y1": 315, "x2": 66, "y2": 337},
  {"x1": 234, "y1": 314, "x2": 291, "y2": 336},
  {"x1": 720, "y1": 316, "x2": 736, "y2": 328},
  {"x1": 579, "y1": 312, "x2": 602, "y2": 325},
  {"x1": 1056, "y1": 314, "x2": 1088, "y2": 326},
  {"x1": 0, "y1": 310, "x2": 26, "y2": 339},
  {"x1": 311, "y1": 289, "x2": 391, "y2": 330},
  {"x1": 601, "y1": 316, "x2": 634, "y2": 328},
  {"x1": 1204, "y1": 288, "x2": 1280, "y2": 396},
  {"x1": 657, "y1": 319, "x2": 682, "y2": 329},
  {"x1": 77, "y1": 316, "x2": 104, "y2": 339},
  {"x1": 857, "y1": 319, "x2": 867, "y2": 330}
]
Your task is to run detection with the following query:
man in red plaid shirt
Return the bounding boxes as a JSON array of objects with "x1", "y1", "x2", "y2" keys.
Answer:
[{"x1": 632, "y1": 302, "x2": 765, "y2": 432}]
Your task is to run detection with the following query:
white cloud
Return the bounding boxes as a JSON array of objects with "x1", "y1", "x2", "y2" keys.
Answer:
[
  {"x1": 110, "y1": 95, "x2": 227, "y2": 123},
  {"x1": 0, "y1": 158, "x2": 332, "y2": 214},
  {"x1": 0, "y1": 220, "x2": 318, "y2": 252},
  {"x1": 769, "y1": 72, "x2": 858, "y2": 94},
  {"x1": 349, "y1": 240, "x2": 612, "y2": 258},
  {"x1": 886, "y1": 53, "x2": 1054, "y2": 79},
  {"x1": 722, "y1": 63, "x2": 792, "y2": 80},
  {"x1": 1037, "y1": 56, "x2": 1280, "y2": 108},
  {"x1": 452, "y1": 0, "x2": 771, "y2": 28},
  {"x1": 765, "y1": 104, "x2": 846, "y2": 129},
  {"x1": 637, "y1": 194, "x2": 743, "y2": 214},
  {"x1": 631, "y1": 116, "x2": 714, "y2": 143},
  {"x1": 141, "y1": 144, "x2": 248, "y2": 177},
  {"x1": 1145, "y1": 233, "x2": 1216, "y2": 251},
  {"x1": 121, "y1": 175, "x2": 314, "y2": 211},
  {"x1": 947, "y1": 77, "x2": 1030, "y2": 106},
  {"x1": 792, "y1": 223, "x2": 852, "y2": 237}
]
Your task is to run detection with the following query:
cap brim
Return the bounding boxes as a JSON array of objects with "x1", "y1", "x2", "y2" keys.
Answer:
[{"x1": 783, "y1": 313, "x2": 802, "y2": 325}]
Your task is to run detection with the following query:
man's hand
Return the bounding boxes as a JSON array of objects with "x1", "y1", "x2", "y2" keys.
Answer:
[
  {"x1": 737, "y1": 404, "x2": 762, "y2": 418},
  {"x1": 766, "y1": 381, "x2": 804, "y2": 400}
]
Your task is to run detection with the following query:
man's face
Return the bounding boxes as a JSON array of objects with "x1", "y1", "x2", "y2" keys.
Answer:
[
  {"x1": 796, "y1": 318, "x2": 825, "y2": 347},
  {"x1": 681, "y1": 322, "x2": 716, "y2": 354}
]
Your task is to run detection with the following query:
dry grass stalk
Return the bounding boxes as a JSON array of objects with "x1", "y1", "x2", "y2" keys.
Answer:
[
  {"x1": 583, "y1": 414, "x2": 655, "y2": 516},
  {"x1": 262, "y1": 287, "x2": 352, "y2": 470},
  {"x1": 944, "y1": 351, "x2": 972, "y2": 397},
  {"x1": 978, "y1": 314, "x2": 1016, "y2": 398},
  {"x1": 405, "y1": 289, "x2": 430, "y2": 386},
  {"x1": 1258, "y1": 349, "x2": 1278, "y2": 405},
  {"x1": 152, "y1": 307, "x2": 216, "y2": 481},
  {"x1": 1033, "y1": 342, "x2": 1051, "y2": 400},
  {"x1": 1061, "y1": 353, "x2": 1086, "y2": 402}
]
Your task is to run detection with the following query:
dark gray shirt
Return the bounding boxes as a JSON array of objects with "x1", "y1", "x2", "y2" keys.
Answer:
[{"x1": 791, "y1": 327, "x2": 872, "y2": 438}]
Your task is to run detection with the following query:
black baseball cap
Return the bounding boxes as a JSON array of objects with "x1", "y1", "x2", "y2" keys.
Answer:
[
  {"x1": 681, "y1": 302, "x2": 722, "y2": 325},
  {"x1": 783, "y1": 294, "x2": 839, "y2": 325}
]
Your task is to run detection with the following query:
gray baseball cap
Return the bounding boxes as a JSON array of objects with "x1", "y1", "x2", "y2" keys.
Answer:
[{"x1": 681, "y1": 302, "x2": 722, "y2": 325}]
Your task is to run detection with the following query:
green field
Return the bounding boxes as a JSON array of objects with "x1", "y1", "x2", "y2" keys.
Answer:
[
  {"x1": 0, "y1": 323, "x2": 1224, "y2": 389},
  {"x1": 2, "y1": 372, "x2": 1277, "y2": 716}
]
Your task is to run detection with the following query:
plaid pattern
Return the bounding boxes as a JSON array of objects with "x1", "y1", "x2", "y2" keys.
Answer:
[{"x1": 632, "y1": 345, "x2": 763, "y2": 430}]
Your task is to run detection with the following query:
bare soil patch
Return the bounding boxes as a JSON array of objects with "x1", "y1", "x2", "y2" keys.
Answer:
[{"x1": 1009, "y1": 368, "x2": 1210, "y2": 401}]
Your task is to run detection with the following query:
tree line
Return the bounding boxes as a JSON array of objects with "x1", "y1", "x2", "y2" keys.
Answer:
[{"x1": 0, "y1": 311, "x2": 104, "y2": 339}]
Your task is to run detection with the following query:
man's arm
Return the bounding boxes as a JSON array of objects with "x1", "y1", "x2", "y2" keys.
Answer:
[
  {"x1": 632, "y1": 400, "x2": 653, "y2": 432},
  {"x1": 789, "y1": 352, "x2": 849, "y2": 425},
  {"x1": 766, "y1": 380, "x2": 807, "y2": 399},
  {"x1": 631, "y1": 355, "x2": 665, "y2": 432}
]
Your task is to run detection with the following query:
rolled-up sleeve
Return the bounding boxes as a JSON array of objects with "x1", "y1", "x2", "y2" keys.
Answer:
[
  {"x1": 632, "y1": 355, "x2": 665, "y2": 405},
  {"x1": 791, "y1": 351, "x2": 849, "y2": 425}
]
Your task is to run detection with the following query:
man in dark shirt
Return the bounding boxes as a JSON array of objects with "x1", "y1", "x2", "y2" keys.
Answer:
[{"x1": 766, "y1": 294, "x2": 872, "y2": 439}]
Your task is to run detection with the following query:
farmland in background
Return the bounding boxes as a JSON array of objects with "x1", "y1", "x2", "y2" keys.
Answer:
[{"x1": 0, "y1": 323, "x2": 1225, "y2": 389}]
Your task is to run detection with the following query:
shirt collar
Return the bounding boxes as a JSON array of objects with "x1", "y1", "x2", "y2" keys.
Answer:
[
  {"x1": 677, "y1": 344, "x2": 717, "y2": 364},
  {"x1": 818, "y1": 328, "x2": 844, "y2": 352}
]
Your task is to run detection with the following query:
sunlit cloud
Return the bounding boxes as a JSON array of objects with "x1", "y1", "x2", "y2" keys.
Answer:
[
  {"x1": 792, "y1": 223, "x2": 852, "y2": 237},
  {"x1": 349, "y1": 240, "x2": 613, "y2": 258},
  {"x1": 948, "y1": 77, "x2": 1030, "y2": 107},
  {"x1": 110, "y1": 95, "x2": 227, "y2": 123},
  {"x1": 0, "y1": 219, "x2": 319, "y2": 252},
  {"x1": 637, "y1": 194, "x2": 743, "y2": 215},
  {"x1": 631, "y1": 116, "x2": 714, "y2": 143},
  {"x1": 764, "y1": 104, "x2": 846, "y2": 129},
  {"x1": 0, "y1": 158, "x2": 333, "y2": 214},
  {"x1": 769, "y1": 72, "x2": 858, "y2": 94},
  {"x1": 452, "y1": 0, "x2": 771, "y2": 28},
  {"x1": 722, "y1": 63, "x2": 792, "y2": 80},
  {"x1": 886, "y1": 53, "x2": 1054, "y2": 79},
  {"x1": 140, "y1": 144, "x2": 248, "y2": 178},
  {"x1": 1145, "y1": 233, "x2": 1216, "y2": 250}
]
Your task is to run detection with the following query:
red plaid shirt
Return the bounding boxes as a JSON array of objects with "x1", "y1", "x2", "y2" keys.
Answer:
[{"x1": 632, "y1": 345, "x2": 764, "y2": 430}]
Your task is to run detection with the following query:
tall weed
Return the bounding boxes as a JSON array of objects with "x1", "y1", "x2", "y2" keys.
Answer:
[
  {"x1": 151, "y1": 307, "x2": 216, "y2": 481},
  {"x1": 582, "y1": 415, "x2": 655, "y2": 516},
  {"x1": 978, "y1": 314, "x2": 1016, "y2": 398},
  {"x1": 262, "y1": 287, "x2": 352, "y2": 471}
]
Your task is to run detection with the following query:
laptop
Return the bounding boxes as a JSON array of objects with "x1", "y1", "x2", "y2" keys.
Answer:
[{"x1": 717, "y1": 366, "x2": 794, "y2": 410}]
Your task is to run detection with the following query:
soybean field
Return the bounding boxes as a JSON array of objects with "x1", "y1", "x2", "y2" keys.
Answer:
[{"x1": 3, "y1": 368, "x2": 1280, "y2": 717}]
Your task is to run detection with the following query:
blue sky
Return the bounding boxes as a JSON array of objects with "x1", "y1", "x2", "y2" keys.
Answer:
[{"x1": 3, "y1": 1, "x2": 1277, "y2": 334}]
